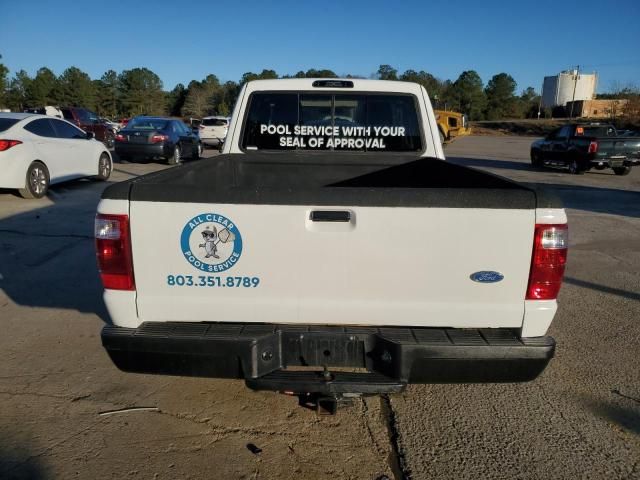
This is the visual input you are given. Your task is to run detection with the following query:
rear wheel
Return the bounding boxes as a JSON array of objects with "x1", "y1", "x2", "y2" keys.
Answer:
[
  {"x1": 530, "y1": 150, "x2": 543, "y2": 168},
  {"x1": 19, "y1": 161, "x2": 49, "y2": 199},
  {"x1": 192, "y1": 142, "x2": 202, "y2": 160},
  {"x1": 104, "y1": 132, "x2": 115, "y2": 149},
  {"x1": 96, "y1": 152, "x2": 112, "y2": 181},
  {"x1": 613, "y1": 166, "x2": 631, "y2": 176},
  {"x1": 168, "y1": 144, "x2": 181, "y2": 165},
  {"x1": 439, "y1": 130, "x2": 445, "y2": 145}
]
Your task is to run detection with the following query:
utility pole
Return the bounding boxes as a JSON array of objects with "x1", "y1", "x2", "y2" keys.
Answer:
[
  {"x1": 569, "y1": 65, "x2": 580, "y2": 119},
  {"x1": 537, "y1": 80, "x2": 544, "y2": 119}
]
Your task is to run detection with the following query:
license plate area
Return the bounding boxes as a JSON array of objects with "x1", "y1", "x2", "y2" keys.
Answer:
[{"x1": 283, "y1": 332, "x2": 365, "y2": 368}]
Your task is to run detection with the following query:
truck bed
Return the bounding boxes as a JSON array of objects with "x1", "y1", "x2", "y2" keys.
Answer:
[{"x1": 102, "y1": 152, "x2": 553, "y2": 209}]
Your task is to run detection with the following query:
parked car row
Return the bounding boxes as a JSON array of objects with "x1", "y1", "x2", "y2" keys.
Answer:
[
  {"x1": 0, "y1": 111, "x2": 208, "y2": 199},
  {"x1": 0, "y1": 112, "x2": 112, "y2": 198},
  {"x1": 22, "y1": 106, "x2": 234, "y2": 154}
]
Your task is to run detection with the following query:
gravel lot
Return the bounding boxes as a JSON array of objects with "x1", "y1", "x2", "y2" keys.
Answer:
[{"x1": 0, "y1": 137, "x2": 638, "y2": 479}]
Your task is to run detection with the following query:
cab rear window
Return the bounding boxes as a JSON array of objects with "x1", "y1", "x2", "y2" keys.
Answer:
[
  {"x1": 203, "y1": 118, "x2": 228, "y2": 126},
  {"x1": 128, "y1": 118, "x2": 168, "y2": 130},
  {"x1": 580, "y1": 126, "x2": 616, "y2": 137},
  {"x1": 242, "y1": 92, "x2": 422, "y2": 152}
]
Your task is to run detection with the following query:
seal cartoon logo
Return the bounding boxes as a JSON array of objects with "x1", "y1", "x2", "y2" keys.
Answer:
[{"x1": 180, "y1": 213, "x2": 243, "y2": 272}]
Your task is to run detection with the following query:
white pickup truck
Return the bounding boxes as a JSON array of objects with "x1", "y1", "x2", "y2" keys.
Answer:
[{"x1": 96, "y1": 79, "x2": 567, "y2": 407}]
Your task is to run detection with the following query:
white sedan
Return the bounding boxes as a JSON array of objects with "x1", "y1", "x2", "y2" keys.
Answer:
[{"x1": 0, "y1": 113, "x2": 112, "y2": 199}]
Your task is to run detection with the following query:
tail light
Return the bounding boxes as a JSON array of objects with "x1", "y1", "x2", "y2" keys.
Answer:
[
  {"x1": 115, "y1": 133, "x2": 127, "y2": 142},
  {"x1": 151, "y1": 134, "x2": 169, "y2": 143},
  {"x1": 526, "y1": 224, "x2": 568, "y2": 300},
  {"x1": 588, "y1": 141, "x2": 598, "y2": 154},
  {"x1": 95, "y1": 214, "x2": 135, "y2": 290},
  {"x1": 0, "y1": 140, "x2": 22, "y2": 151}
]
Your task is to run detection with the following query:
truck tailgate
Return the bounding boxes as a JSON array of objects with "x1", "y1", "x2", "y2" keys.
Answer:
[
  {"x1": 596, "y1": 137, "x2": 640, "y2": 159},
  {"x1": 120, "y1": 155, "x2": 539, "y2": 329},
  {"x1": 130, "y1": 202, "x2": 533, "y2": 328}
]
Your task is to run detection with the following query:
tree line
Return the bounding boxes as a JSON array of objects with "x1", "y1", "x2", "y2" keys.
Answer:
[{"x1": 0, "y1": 62, "x2": 635, "y2": 122}]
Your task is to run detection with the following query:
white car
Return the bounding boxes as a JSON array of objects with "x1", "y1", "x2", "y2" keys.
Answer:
[
  {"x1": 0, "y1": 113, "x2": 112, "y2": 199},
  {"x1": 199, "y1": 116, "x2": 230, "y2": 147}
]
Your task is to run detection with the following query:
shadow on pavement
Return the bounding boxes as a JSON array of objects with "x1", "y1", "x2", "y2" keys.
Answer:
[
  {"x1": 584, "y1": 396, "x2": 640, "y2": 437},
  {"x1": 449, "y1": 156, "x2": 640, "y2": 218},
  {"x1": 0, "y1": 152, "x2": 207, "y2": 321},
  {"x1": 526, "y1": 182, "x2": 640, "y2": 218},
  {"x1": 0, "y1": 445, "x2": 46, "y2": 480},
  {"x1": 0, "y1": 181, "x2": 110, "y2": 322},
  {"x1": 564, "y1": 277, "x2": 640, "y2": 302}
]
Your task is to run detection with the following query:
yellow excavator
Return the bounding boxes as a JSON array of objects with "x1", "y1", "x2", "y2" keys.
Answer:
[{"x1": 435, "y1": 110, "x2": 471, "y2": 144}]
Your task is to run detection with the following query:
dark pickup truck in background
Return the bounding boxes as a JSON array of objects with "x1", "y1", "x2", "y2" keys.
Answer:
[{"x1": 530, "y1": 123, "x2": 640, "y2": 175}]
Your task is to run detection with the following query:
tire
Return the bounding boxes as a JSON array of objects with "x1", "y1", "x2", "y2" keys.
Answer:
[
  {"x1": 192, "y1": 142, "x2": 203, "y2": 160},
  {"x1": 96, "y1": 152, "x2": 112, "y2": 181},
  {"x1": 168, "y1": 144, "x2": 181, "y2": 165},
  {"x1": 568, "y1": 158, "x2": 584, "y2": 175},
  {"x1": 530, "y1": 150, "x2": 543, "y2": 168},
  {"x1": 104, "y1": 132, "x2": 115, "y2": 149},
  {"x1": 439, "y1": 130, "x2": 445, "y2": 145},
  {"x1": 613, "y1": 166, "x2": 631, "y2": 176},
  {"x1": 19, "y1": 161, "x2": 50, "y2": 199}
]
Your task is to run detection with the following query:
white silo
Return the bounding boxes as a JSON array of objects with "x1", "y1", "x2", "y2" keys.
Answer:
[{"x1": 541, "y1": 70, "x2": 597, "y2": 108}]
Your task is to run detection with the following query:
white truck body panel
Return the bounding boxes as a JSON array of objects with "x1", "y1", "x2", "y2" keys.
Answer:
[{"x1": 126, "y1": 201, "x2": 535, "y2": 330}]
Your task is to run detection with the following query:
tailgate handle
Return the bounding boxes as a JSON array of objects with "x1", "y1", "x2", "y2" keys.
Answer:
[{"x1": 309, "y1": 210, "x2": 351, "y2": 222}]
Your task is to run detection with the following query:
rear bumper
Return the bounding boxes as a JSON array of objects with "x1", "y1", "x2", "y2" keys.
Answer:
[
  {"x1": 589, "y1": 157, "x2": 637, "y2": 168},
  {"x1": 200, "y1": 136, "x2": 224, "y2": 146},
  {"x1": 114, "y1": 143, "x2": 170, "y2": 158},
  {"x1": 102, "y1": 322, "x2": 555, "y2": 392}
]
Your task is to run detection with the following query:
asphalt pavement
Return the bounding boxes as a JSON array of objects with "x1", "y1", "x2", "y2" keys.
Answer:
[{"x1": 0, "y1": 138, "x2": 638, "y2": 479}]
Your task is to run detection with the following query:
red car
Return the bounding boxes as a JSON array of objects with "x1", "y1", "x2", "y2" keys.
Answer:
[{"x1": 61, "y1": 107, "x2": 114, "y2": 148}]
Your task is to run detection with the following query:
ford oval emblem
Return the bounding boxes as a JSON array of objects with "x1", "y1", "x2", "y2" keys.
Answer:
[{"x1": 470, "y1": 271, "x2": 504, "y2": 283}]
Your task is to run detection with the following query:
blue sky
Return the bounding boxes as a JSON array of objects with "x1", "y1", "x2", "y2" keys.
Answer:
[{"x1": 1, "y1": 0, "x2": 639, "y2": 94}]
